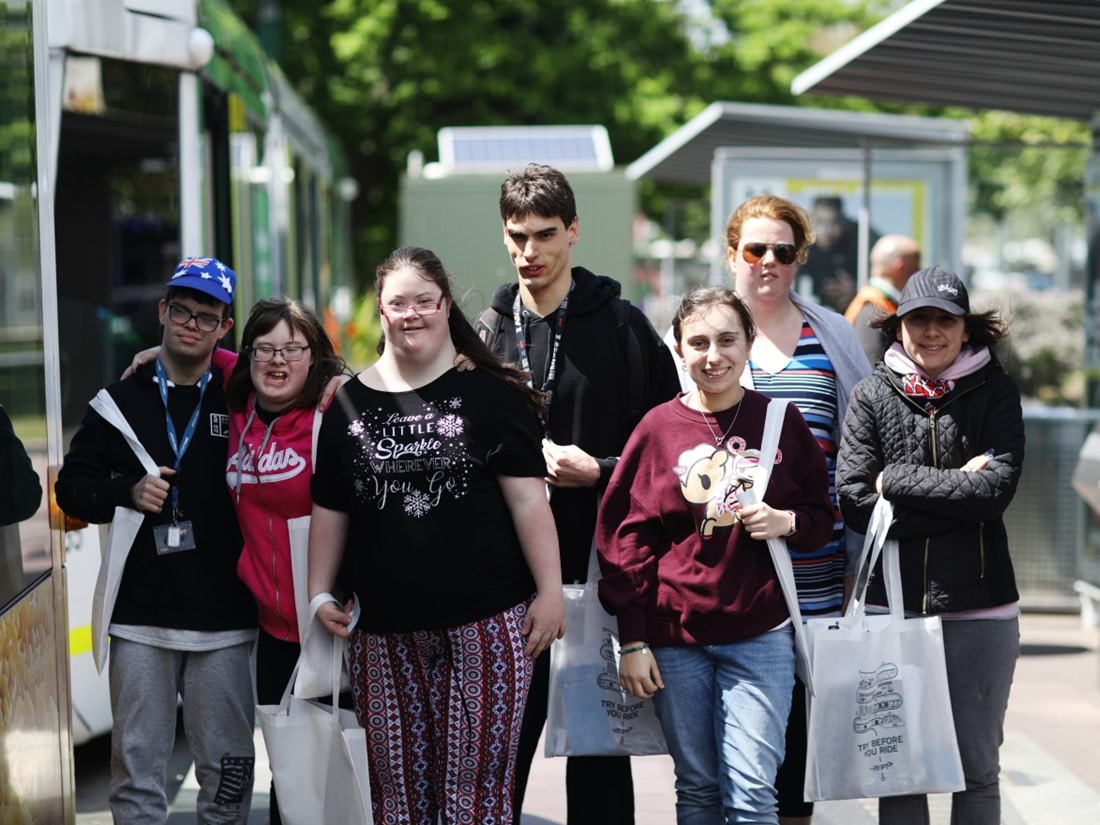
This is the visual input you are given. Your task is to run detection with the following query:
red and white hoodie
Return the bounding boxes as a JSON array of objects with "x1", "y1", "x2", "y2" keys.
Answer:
[{"x1": 226, "y1": 396, "x2": 317, "y2": 642}]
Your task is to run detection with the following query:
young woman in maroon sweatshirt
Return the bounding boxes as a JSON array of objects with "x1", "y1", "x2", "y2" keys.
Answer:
[{"x1": 596, "y1": 288, "x2": 834, "y2": 824}]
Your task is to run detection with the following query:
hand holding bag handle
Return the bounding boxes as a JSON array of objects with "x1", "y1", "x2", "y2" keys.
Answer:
[
  {"x1": 295, "y1": 589, "x2": 361, "y2": 698},
  {"x1": 735, "y1": 398, "x2": 814, "y2": 694},
  {"x1": 258, "y1": 591, "x2": 373, "y2": 824},
  {"x1": 544, "y1": 496, "x2": 669, "y2": 756}
]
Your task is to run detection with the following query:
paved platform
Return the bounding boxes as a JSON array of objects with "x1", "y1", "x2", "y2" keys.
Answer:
[
  {"x1": 75, "y1": 613, "x2": 1100, "y2": 824},
  {"x1": 518, "y1": 613, "x2": 1100, "y2": 824}
]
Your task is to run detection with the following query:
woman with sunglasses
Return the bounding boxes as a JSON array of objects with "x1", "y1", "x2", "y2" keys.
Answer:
[
  {"x1": 668, "y1": 195, "x2": 870, "y2": 824},
  {"x1": 308, "y1": 246, "x2": 565, "y2": 823}
]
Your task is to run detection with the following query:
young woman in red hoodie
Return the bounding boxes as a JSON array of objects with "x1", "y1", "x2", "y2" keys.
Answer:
[
  {"x1": 597, "y1": 288, "x2": 834, "y2": 824},
  {"x1": 222, "y1": 299, "x2": 347, "y2": 824}
]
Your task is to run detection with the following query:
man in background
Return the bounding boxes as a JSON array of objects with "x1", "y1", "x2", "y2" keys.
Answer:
[{"x1": 845, "y1": 234, "x2": 921, "y2": 364}]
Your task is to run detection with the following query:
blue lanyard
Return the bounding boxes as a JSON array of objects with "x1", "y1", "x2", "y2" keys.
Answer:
[
  {"x1": 513, "y1": 281, "x2": 573, "y2": 438},
  {"x1": 154, "y1": 359, "x2": 211, "y2": 516}
]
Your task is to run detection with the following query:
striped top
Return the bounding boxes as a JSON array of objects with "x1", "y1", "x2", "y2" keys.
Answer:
[{"x1": 751, "y1": 319, "x2": 846, "y2": 617}]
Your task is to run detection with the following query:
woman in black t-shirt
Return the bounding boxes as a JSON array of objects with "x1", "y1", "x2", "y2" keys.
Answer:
[{"x1": 309, "y1": 246, "x2": 565, "y2": 824}]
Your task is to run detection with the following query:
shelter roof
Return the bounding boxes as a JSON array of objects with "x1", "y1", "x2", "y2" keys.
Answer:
[
  {"x1": 625, "y1": 101, "x2": 968, "y2": 185},
  {"x1": 792, "y1": 0, "x2": 1100, "y2": 122}
]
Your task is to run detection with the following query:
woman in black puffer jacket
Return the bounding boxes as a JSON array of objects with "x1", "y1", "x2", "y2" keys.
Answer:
[{"x1": 837, "y1": 266, "x2": 1024, "y2": 825}]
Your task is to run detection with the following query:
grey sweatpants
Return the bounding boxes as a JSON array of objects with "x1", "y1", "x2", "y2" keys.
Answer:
[
  {"x1": 108, "y1": 638, "x2": 255, "y2": 825},
  {"x1": 878, "y1": 616, "x2": 1020, "y2": 825}
]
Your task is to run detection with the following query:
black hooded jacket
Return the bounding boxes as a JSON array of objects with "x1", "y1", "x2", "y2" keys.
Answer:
[
  {"x1": 837, "y1": 359, "x2": 1025, "y2": 614},
  {"x1": 55, "y1": 362, "x2": 254, "y2": 631},
  {"x1": 478, "y1": 267, "x2": 680, "y2": 583}
]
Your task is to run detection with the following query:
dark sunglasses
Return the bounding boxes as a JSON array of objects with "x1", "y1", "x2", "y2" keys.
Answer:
[{"x1": 741, "y1": 242, "x2": 799, "y2": 266}]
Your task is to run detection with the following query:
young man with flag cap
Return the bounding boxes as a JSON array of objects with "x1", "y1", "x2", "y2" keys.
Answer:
[{"x1": 57, "y1": 258, "x2": 257, "y2": 824}]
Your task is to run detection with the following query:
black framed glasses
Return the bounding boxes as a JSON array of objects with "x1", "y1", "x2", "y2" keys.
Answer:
[
  {"x1": 379, "y1": 297, "x2": 445, "y2": 318},
  {"x1": 249, "y1": 344, "x2": 311, "y2": 362},
  {"x1": 741, "y1": 242, "x2": 799, "y2": 266},
  {"x1": 166, "y1": 303, "x2": 223, "y2": 333}
]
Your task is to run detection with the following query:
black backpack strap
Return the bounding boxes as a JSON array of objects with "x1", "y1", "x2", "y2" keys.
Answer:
[
  {"x1": 612, "y1": 297, "x2": 646, "y2": 428},
  {"x1": 475, "y1": 306, "x2": 504, "y2": 347}
]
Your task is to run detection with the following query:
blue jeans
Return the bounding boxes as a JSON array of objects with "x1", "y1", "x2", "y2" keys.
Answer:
[{"x1": 652, "y1": 626, "x2": 795, "y2": 825}]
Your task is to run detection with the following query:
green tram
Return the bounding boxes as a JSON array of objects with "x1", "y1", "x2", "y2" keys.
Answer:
[{"x1": 1, "y1": 1, "x2": 356, "y2": 817}]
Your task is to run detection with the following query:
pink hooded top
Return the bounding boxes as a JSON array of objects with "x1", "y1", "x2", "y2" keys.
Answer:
[
  {"x1": 213, "y1": 348, "x2": 318, "y2": 643},
  {"x1": 227, "y1": 398, "x2": 318, "y2": 642}
]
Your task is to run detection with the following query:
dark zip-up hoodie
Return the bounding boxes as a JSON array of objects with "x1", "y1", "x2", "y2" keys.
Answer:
[
  {"x1": 837, "y1": 360, "x2": 1025, "y2": 614},
  {"x1": 56, "y1": 362, "x2": 255, "y2": 631},
  {"x1": 480, "y1": 267, "x2": 681, "y2": 583}
]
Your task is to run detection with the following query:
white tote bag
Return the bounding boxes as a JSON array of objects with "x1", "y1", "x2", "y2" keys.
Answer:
[
  {"x1": 545, "y1": 512, "x2": 668, "y2": 757},
  {"x1": 257, "y1": 600, "x2": 372, "y2": 825},
  {"x1": 803, "y1": 497, "x2": 965, "y2": 801},
  {"x1": 88, "y1": 390, "x2": 160, "y2": 674}
]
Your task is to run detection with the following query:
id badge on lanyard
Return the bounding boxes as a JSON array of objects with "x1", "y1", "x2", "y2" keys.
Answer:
[
  {"x1": 154, "y1": 359, "x2": 211, "y2": 554},
  {"x1": 513, "y1": 282, "x2": 573, "y2": 503},
  {"x1": 155, "y1": 521, "x2": 196, "y2": 554}
]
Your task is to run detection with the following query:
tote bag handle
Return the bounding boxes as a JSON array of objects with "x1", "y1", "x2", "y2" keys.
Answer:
[
  {"x1": 90, "y1": 389, "x2": 159, "y2": 477},
  {"x1": 280, "y1": 593, "x2": 352, "y2": 716},
  {"x1": 737, "y1": 399, "x2": 814, "y2": 694},
  {"x1": 845, "y1": 497, "x2": 904, "y2": 623}
]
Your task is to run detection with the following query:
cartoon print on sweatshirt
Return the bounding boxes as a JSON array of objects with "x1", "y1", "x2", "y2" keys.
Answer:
[
  {"x1": 343, "y1": 395, "x2": 471, "y2": 517},
  {"x1": 674, "y1": 438, "x2": 783, "y2": 537}
]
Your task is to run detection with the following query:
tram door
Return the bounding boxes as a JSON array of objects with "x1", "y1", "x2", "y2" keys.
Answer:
[
  {"x1": 53, "y1": 56, "x2": 184, "y2": 745},
  {"x1": 0, "y1": 0, "x2": 73, "y2": 819}
]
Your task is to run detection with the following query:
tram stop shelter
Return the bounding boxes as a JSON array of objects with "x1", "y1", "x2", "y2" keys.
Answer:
[
  {"x1": 624, "y1": 100, "x2": 969, "y2": 294},
  {"x1": 792, "y1": 0, "x2": 1100, "y2": 609}
]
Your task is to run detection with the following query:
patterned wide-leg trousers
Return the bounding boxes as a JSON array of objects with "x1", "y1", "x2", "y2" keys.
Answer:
[{"x1": 349, "y1": 600, "x2": 535, "y2": 825}]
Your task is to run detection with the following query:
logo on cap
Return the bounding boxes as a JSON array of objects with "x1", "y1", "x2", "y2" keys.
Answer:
[{"x1": 937, "y1": 283, "x2": 959, "y2": 297}]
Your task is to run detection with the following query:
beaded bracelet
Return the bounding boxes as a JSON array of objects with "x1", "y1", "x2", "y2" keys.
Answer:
[{"x1": 619, "y1": 642, "x2": 651, "y2": 655}]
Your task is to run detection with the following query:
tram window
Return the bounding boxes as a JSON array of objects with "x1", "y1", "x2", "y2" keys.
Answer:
[
  {"x1": 55, "y1": 58, "x2": 180, "y2": 438},
  {"x1": 0, "y1": 0, "x2": 50, "y2": 608}
]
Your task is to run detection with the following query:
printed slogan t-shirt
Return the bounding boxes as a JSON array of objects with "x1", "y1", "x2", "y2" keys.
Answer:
[{"x1": 311, "y1": 368, "x2": 544, "y2": 632}]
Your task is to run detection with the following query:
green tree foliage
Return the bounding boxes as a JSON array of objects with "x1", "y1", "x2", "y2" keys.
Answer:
[
  {"x1": 232, "y1": 0, "x2": 1088, "y2": 293},
  {"x1": 705, "y1": 0, "x2": 881, "y2": 103},
  {"x1": 640, "y1": 0, "x2": 887, "y2": 242},
  {"x1": 230, "y1": 0, "x2": 890, "y2": 279},
  {"x1": 234, "y1": 0, "x2": 709, "y2": 277},
  {"x1": 966, "y1": 110, "x2": 1089, "y2": 229}
]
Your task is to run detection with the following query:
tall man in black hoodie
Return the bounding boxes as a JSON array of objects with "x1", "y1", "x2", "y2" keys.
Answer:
[
  {"x1": 477, "y1": 164, "x2": 680, "y2": 824},
  {"x1": 56, "y1": 259, "x2": 257, "y2": 824}
]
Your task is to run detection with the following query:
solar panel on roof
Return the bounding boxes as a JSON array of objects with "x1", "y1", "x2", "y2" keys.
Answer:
[{"x1": 438, "y1": 126, "x2": 614, "y2": 172}]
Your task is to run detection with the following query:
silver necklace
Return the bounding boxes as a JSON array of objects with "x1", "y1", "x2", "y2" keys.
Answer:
[{"x1": 698, "y1": 393, "x2": 744, "y2": 446}]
